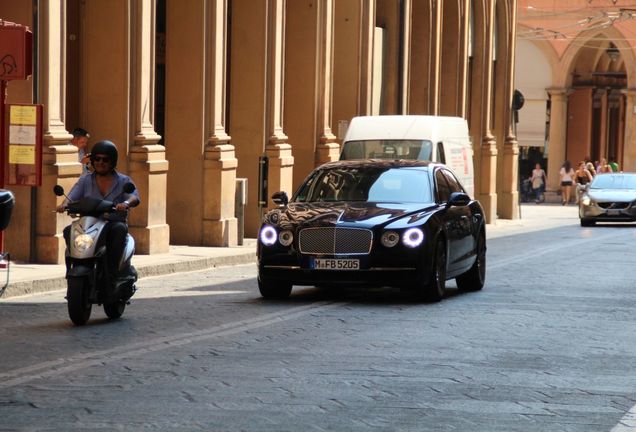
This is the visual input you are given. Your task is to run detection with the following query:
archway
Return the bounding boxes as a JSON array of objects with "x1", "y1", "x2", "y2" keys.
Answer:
[{"x1": 560, "y1": 29, "x2": 633, "y2": 169}]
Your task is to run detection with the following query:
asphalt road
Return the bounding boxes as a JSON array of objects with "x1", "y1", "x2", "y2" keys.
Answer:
[{"x1": 1, "y1": 216, "x2": 635, "y2": 431}]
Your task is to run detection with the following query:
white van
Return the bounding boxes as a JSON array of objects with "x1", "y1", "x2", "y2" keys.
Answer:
[{"x1": 340, "y1": 115, "x2": 475, "y2": 197}]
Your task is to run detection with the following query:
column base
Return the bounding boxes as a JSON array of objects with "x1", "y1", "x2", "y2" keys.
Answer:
[
  {"x1": 497, "y1": 191, "x2": 520, "y2": 219},
  {"x1": 477, "y1": 193, "x2": 498, "y2": 224},
  {"x1": 35, "y1": 234, "x2": 66, "y2": 264},
  {"x1": 203, "y1": 217, "x2": 238, "y2": 247},
  {"x1": 129, "y1": 224, "x2": 170, "y2": 254}
]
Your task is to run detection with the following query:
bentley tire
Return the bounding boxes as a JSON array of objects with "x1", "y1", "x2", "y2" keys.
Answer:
[
  {"x1": 416, "y1": 237, "x2": 447, "y2": 302},
  {"x1": 456, "y1": 230, "x2": 486, "y2": 292},
  {"x1": 258, "y1": 276, "x2": 292, "y2": 299}
]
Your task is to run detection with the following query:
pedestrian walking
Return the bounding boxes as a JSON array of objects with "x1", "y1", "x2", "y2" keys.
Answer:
[
  {"x1": 574, "y1": 161, "x2": 593, "y2": 204},
  {"x1": 559, "y1": 160, "x2": 575, "y2": 205},
  {"x1": 531, "y1": 163, "x2": 546, "y2": 203}
]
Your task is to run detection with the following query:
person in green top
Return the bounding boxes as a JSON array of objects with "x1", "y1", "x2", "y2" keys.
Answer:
[{"x1": 609, "y1": 157, "x2": 619, "y2": 172}]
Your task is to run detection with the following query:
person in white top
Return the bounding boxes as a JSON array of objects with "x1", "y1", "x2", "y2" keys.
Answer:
[
  {"x1": 530, "y1": 163, "x2": 546, "y2": 203},
  {"x1": 559, "y1": 160, "x2": 575, "y2": 205}
]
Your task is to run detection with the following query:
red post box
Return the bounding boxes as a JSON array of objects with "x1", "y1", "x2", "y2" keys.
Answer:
[{"x1": 0, "y1": 20, "x2": 33, "y2": 81}]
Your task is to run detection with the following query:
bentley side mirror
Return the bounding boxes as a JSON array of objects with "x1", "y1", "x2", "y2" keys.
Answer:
[
  {"x1": 446, "y1": 192, "x2": 471, "y2": 208},
  {"x1": 271, "y1": 191, "x2": 289, "y2": 206}
]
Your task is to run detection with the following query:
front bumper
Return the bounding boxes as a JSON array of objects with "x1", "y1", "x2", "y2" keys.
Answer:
[
  {"x1": 580, "y1": 203, "x2": 636, "y2": 222},
  {"x1": 258, "y1": 246, "x2": 430, "y2": 288}
]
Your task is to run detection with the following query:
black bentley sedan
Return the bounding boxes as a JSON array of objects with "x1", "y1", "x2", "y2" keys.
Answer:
[{"x1": 257, "y1": 160, "x2": 486, "y2": 301}]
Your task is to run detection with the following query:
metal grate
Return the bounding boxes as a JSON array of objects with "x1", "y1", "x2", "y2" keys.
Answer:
[{"x1": 299, "y1": 227, "x2": 373, "y2": 255}]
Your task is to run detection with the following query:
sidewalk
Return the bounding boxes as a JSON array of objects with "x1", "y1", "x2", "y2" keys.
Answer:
[{"x1": 0, "y1": 203, "x2": 580, "y2": 299}]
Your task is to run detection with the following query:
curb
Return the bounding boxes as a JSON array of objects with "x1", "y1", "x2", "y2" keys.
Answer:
[{"x1": 1, "y1": 250, "x2": 257, "y2": 299}]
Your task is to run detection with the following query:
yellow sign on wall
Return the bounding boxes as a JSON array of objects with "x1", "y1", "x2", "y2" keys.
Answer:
[
  {"x1": 9, "y1": 105, "x2": 37, "y2": 125},
  {"x1": 9, "y1": 145, "x2": 35, "y2": 165}
]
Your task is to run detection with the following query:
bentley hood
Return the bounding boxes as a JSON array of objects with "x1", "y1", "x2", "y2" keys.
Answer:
[{"x1": 263, "y1": 201, "x2": 436, "y2": 230}]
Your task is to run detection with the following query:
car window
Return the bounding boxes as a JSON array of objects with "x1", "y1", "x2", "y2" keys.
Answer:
[
  {"x1": 295, "y1": 166, "x2": 433, "y2": 203},
  {"x1": 435, "y1": 170, "x2": 451, "y2": 203},
  {"x1": 436, "y1": 142, "x2": 446, "y2": 164},
  {"x1": 590, "y1": 174, "x2": 636, "y2": 190},
  {"x1": 442, "y1": 169, "x2": 465, "y2": 194}
]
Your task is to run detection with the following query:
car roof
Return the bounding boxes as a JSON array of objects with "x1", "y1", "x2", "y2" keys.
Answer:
[{"x1": 317, "y1": 159, "x2": 437, "y2": 170}]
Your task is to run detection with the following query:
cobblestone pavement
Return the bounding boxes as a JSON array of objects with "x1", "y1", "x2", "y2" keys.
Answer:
[{"x1": 1, "y1": 204, "x2": 635, "y2": 431}]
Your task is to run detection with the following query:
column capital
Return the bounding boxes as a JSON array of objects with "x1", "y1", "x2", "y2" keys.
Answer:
[
  {"x1": 547, "y1": 87, "x2": 572, "y2": 98},
  {"x1": 620, "y1": 88, "x2": 636, "y2": 98}
]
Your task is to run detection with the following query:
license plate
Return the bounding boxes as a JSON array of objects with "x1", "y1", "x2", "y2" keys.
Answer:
[
  {"x1": 312, "y1": 258, "x2": 360, "y2": 270},
  {"x1": 607, "y1": 209, "x2": 621, "y2": 216}
]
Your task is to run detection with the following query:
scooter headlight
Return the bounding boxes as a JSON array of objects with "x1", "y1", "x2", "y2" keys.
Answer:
[
  {"x1": 402, "y1": 228, "x2": 424, "y2": 248},
  {"x1": 260, "y1": 225, "x2": 278, "y2": 246},
  {"x1": 74, "y1": 234, "x2": 94, "y2": 253}
]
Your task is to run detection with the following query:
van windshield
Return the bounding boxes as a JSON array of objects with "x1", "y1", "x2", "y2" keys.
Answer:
[{"x1": 340, "y1": 140, "x2": 433, "y2": 161}]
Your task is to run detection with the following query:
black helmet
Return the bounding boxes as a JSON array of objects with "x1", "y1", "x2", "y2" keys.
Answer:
[{"x1": 90, "y1": 140, "x2": 118, "y2": 168}]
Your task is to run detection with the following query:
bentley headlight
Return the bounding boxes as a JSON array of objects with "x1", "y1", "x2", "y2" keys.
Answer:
[
  {"x1": 381, "y1": 231, "x2": 400, "y2": 248},
  {"x1": 403, "y1": 228, "x2": 424, "y2": 248},
  {"x1": 73, "y1": 234, "x2": 94, "y2": 253},
  {"x1": 581, "y1": 196, "x2": 591, "y2": 206},
  {"x1": 260, "y1": 225, "x2": 278, "y2": 246},
  {"x1": 279, "y1": 230, "x2": 294, "y2": 246}
]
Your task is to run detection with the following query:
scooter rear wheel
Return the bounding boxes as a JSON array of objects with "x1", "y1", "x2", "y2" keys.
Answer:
[
  {"x1": 103, "y1": 301, "x2": 126, "y2": 319},
  {"x1": 67, "y1": 277, "x2": 92, "y2": 325}
]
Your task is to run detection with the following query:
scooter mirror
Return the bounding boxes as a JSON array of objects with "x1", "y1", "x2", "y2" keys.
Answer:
[
  {"x1": 123, "y1": 183, "x2": 136, "y2": 194},
  {"x1": 53, "y1": 185, "x2": 65, "y2": 196}
]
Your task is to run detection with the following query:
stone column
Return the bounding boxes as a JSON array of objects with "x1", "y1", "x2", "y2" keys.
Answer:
[
  {"x1": 407, "y1": 0, "x2": 439, "y2": 114},
  {"x1": 497, "y1": 0, "x2": 519, "y2": 220},
  {"x1": 285, "y1": 0, "x2": 338, "y2": 188},
  {"x1": 331, "y1": 0, "x2": 375, "y2": 132},
  {"x1": 314, "y1": 0, "x2": 339, "y2": 166},
  {"x1": 621, "y1": 89, "x2": 636, "y2": 171},
  {"x1": 264, "y1": 0, "x2": 294, "y2": 206},
  {"x1": 35, "y1": 0, "x2": 80, "y2": 264},
  {"x1": 230, "y1": 0, "x2": 293, "y2": 237},
  {"x1": 546, "y1": 88, "x2": 569, "y2": 192},
  {"x1": 128, "y1": 0, "x2": 170, "y2": 254},
  {"x1": 473, "y1": 1, "x2": 497, "y2": 222},
  {"x1": 202, "y1": 0, "x2": 237, "y2": 246}
]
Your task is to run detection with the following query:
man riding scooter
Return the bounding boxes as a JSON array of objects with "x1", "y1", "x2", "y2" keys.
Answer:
[{"x1": 57, "y1": 139, "x2": 140, "y2": 292}]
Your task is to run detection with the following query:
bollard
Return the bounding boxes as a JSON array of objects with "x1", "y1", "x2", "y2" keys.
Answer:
[{"x1": 235, "y1": 178, "x2": 247, "y2": 246}]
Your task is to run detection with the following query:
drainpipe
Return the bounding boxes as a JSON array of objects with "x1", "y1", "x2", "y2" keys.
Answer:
[{"x1": 30, "y1": 0, "x2": 39, "y2": 262}]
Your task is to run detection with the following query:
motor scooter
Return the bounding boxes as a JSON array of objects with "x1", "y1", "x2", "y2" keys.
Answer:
[{"x1": 54, "y1": 183, "x2": 138, "y2": 325}]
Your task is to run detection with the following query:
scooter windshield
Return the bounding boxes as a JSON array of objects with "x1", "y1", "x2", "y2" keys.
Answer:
[{"x1": 67, "y1": 197, "x2": 114, "y2": 216}]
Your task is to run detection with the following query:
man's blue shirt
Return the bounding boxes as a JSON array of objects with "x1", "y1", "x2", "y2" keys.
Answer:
[{"x1": 67, "y1": 171, "x2": 141, "y2": 205}]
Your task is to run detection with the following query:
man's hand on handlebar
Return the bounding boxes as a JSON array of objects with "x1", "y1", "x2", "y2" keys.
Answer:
[{"x1": 56, "y1": 203, "x2": 67, "y2": 213}]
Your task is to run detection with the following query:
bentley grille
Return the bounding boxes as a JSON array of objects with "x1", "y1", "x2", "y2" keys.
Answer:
[{"x1": 298, "y1": 227, "x2": 373, "y2": 255}]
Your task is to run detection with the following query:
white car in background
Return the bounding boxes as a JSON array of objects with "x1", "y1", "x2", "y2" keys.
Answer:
[{"x1": 579, "y1": 173, "x2": 636, "y2": 226}]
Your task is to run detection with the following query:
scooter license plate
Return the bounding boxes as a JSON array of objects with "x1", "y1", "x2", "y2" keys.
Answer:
[{"x1": 311, "y1": 258, "x2": 360, "y2": 270}]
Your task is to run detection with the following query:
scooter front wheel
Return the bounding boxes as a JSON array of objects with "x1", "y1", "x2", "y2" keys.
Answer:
[{"x1": 67, "y1": 277, "x2": 92, "y2": 325}]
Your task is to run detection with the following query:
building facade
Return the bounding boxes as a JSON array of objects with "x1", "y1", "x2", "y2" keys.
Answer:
[
  {"x1": 516, "y1": 0, "x2": 636, "y2": 194},
  {"x1": 0, "y1": 0, "x2": 519, "y2": 264}
]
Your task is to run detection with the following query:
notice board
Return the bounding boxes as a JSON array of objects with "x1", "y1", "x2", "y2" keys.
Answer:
[{"x1": 5, "y1": 104, "x2": 42, "y2": 186}]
